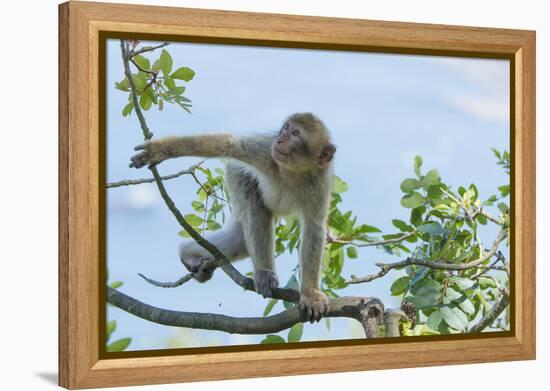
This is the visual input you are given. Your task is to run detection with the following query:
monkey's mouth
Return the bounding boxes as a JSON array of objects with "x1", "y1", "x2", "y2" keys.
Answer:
[{"x1": 273, "y1": 148, "x2": 290, "y2": 157}]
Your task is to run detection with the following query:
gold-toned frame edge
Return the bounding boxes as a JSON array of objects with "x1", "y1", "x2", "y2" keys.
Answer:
[{"x1": 59, "y1": 1, "x2": 536, "y2": 389}]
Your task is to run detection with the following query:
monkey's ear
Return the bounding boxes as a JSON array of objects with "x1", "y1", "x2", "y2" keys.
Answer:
[{"x1": 319, "y1": 143, "x2": 336, "y2": 166}]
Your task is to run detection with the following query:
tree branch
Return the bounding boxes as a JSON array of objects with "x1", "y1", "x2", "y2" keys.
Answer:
[
  {"x1": 348, "y1": 228, "x2": 507, "y2": 284},
  {"x1": 130, "y1": 42, "x2": 170, "y2": 57},
  {"x1": 107, "y1": 286, "x2": 384, "y2": 335},
  {"x1": 137, "y1": 273, "x2": 193, "y2": 288},
  {"x1": 468, "y1": 288, "x2": 510, "y2": 333},
  {"x1": 327, "y1": 231, "x2": 416, "y2": 248},
  {"x1": 106, "y1": 160, "x2": 205, "y2": 188}
]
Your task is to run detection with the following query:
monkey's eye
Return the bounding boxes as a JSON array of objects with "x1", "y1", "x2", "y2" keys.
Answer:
[
  {"x1": 283, "y1": 123, "x2": 289, "y2": 130},
  {"x1": 291, "y1": 128, "x2": 300, "y2": 136}
]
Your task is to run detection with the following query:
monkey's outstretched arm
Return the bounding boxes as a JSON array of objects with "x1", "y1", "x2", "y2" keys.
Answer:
[{"x1": 129, "y1": 134, "x2": 274, "y2": 172}]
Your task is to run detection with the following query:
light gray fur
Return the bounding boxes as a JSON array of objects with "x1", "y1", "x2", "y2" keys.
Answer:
[{"x1": 131, "y1": 113, "x2": 334, "y2": 321}]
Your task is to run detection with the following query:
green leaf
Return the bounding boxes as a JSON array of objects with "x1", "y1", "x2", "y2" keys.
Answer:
[
  {"x1": 458, "y1": 297, "x2": 475, "y2": 315},
  {"x1": 178, "y1": 230, "x2": 190, "y2": 238},
  {"x1": 139, "y1": 92, "x2": 152, "y2": 111},
  {"x1": 133, "y1": 54, "x2": 150, "y2": 71},
  {"x1": 440, "y1": 306, "x2": 467, "y2": 330},
  {"x1": 414, "y1": 156, "x2": 423, "y2": 177},
  {"x1": 170, "y1": 67, "x2": 195, "y2": 81},
  {"x1": 164, "y1": 76, "x2": 176, "y2": 90},
  {"x1": 422, "y1": 169, "x2": 440, "y2": 189},
  {"x1": 498, "y1": 202, "x2": 509, "y2": 214},
  {"x1": 191, "y1": 201, "x2": 205, "y2": 213},
  {"x1": 106, "y1": 320, "x2": 116, "y2": 341},
  {"x1": 346, "y1": 246, "x2": 358, "y2": 259},
  {"x1": 479, "y1": 276, "x2": 497, "y2": 289},
  {"x1": 287, "y1": 323, "x2": 303, "y2": 342},
  {"x1": 401, "y1": 192, "x2": 426, "y2": 209},
  {"x1": 109, "y1": 281, "x2": 123, "y2": 289},
  {"x1": 115, "y1": 78, "x2": 130, "y2": 91},
  {"x1": 390, "y1": 276, "x2": 410, "y2": 296},
  {"x1": 498, "y1": 185, "x2": 510, "y2": 197},
  {"x1": 147, "y1": 87, "x2": 158, "y2": 104},
  {"x1": 355, "y1": 224, "x2": 381, "y2": 233},
  {"x1": 392, "y1": 219, "x2": 413, "y2": 232},
  {"x1": 410, "y1": 206, "x2": 425, "y2": 227},
  {"x1": 451, "y1": 276, "x2": 476, "y2": 290},
  {"x1": 183, "y1": 214, "x2": 203, "y2": 226},
  {"x1": 332, "y1": 176, "x2": 349, "y2": 194},
  {"x1": 263, "y1": 299, "x2": 278, "y2": 317},
  {"x1": 206, "y1": 220, "x2": 222, "y2": 231},
  {"x1": 427, "y1": 309, "x2": 443, "y2": 330},
  {"x1": 445, "y1": 287, "x2": 462, "y2": 301},
  {"x1": 133, "y1": 72, "x2": 147, "y2": 91},
  {"x1": 260, "y1": 335, "x2": 286, "y2": 344},
  {"x1": 152, "y1": 59, "x2": 161, "y2": 72},
  {"x1": 159, "y1": 49, "x2": 173, "y2": 76},
  {"x1": 122, "y1": 101, "x2": 133, "y2": 117},
  {"x1": 169, "y1": 86, "x2": 186, "y2": 96},
  {"x1": 417, "y1": 221, "x2": 445, "y2": 236},
  {"x1": 107, "y1": 337, "x2": 132, "y2": 352},
  {"x1": 400, "y1": 178, "x2": 421, "y2": 193}
]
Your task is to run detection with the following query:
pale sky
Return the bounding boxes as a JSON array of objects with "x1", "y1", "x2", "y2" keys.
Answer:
[{"x1": 105, "y1": 39, "x2": 510, "y2": 351}]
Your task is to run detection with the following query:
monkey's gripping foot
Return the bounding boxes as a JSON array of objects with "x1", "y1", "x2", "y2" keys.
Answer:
[
  {"x1": 254, "y1": 269, "x2": 279, "y2": 298},
  {"x1": 299, "y1": 288, "x2": 330, "y2": 323}
]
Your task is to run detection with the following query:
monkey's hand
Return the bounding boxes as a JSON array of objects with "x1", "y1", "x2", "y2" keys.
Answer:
[
  {"x1": 129, "y1": 140, "x2": 169, "y2": 169},
  {"x1": 299, "y1": 288, "x2": 329, "y2": 323},
  {"x1": 254, "y1": 269, "x2": 279, "y2": 298}
]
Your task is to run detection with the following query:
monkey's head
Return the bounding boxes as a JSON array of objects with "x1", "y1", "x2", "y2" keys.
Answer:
[{"x1": 271, "y1": 113, "x2": 336, "y2": 172}]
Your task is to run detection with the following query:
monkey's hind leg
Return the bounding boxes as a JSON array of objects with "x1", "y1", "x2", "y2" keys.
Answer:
[{"x1": 179, "y1": 219, "x2": 247, "y2": 282}]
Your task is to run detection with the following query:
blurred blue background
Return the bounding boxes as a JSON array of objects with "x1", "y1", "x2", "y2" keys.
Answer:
[{"x1": 106, "y1": 39, "x2": 509, "y2": 351}]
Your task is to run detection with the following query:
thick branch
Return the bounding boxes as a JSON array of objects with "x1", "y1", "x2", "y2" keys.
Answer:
[
  {"x1": 107, "y1": 286, "x2": 383, "y2": 335},
  {"x1": 348, "y1": 228, "x2": 507, "y2": 284}
]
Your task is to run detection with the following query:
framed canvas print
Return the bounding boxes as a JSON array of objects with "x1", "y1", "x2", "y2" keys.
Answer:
[{"x1": 58, "y1": 1, "x2": 536, "y2": 389}]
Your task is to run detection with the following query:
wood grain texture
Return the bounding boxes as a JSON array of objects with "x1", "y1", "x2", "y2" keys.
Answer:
[{"x1": 58, "y1": 1, "x2": 536, "y2": 388}]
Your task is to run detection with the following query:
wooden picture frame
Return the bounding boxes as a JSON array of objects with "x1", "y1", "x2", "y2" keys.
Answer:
[{"x1": 59, "y1": 1, "x2": 536, "y2": 389}]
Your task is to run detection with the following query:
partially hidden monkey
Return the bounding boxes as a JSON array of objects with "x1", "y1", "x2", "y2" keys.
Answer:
[{"x1": 130, "y1": 113, "x2": 336, "y2": 322}]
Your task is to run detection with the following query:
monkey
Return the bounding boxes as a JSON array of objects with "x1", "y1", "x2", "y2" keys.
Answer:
[{"x1": 129, "y1": 113, "x2": 336, "y2": 322}]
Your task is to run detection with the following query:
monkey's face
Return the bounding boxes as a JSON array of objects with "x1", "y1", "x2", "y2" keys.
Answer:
[
  {"x1": 271, "y1": 116, "x2": 336, "y2": 172},
  {"x1": 271, "y1": 121, "x2": 309, "y2": 168}
]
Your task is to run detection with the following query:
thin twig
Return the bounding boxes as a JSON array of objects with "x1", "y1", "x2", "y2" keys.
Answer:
[
  {"x1": 348, "y1": 228, "x2": 507, "y2": 284},
  {"x1": 130, "y1": 58, "x2": 158, "y2": 76},
  {"x1": 107, "y1": 160, "x2": 204, "y2": 188},
  {"x1": 130, "y1": 42, "x2": 170, "y2": 57},
  {"x1": 138, "y1": 273, "x2": 193, "y2": 288}
]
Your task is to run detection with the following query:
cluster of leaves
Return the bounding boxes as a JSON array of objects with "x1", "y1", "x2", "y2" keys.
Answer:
[
  {"x1": 106, "y1": 272, "x2": 132, "y2": 352},
  {"x1": 389, "y1": 153, "x2": 509, "y2": 334},
  {"x1": 115, "y1": 41, "x2": 195, "y2": 115},
  {"x1": 178, "y1": 166, "x2": 228, "y2": 237}
]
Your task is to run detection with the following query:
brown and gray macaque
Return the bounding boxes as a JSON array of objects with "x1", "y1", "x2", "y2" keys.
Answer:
[{"x1": 130, "y1": 113, "x2": 336, "y2": 322}]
